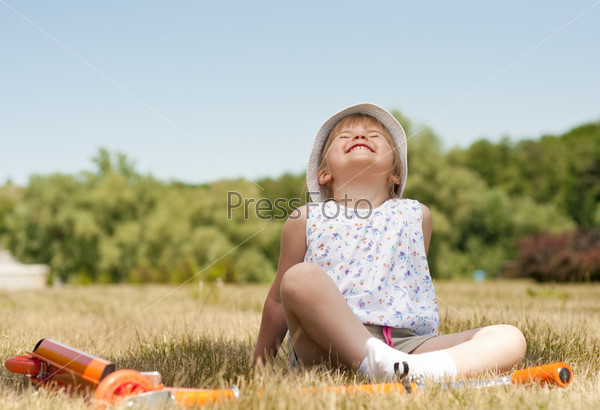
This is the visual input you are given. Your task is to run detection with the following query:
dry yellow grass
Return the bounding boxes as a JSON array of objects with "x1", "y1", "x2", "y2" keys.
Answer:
[{"x1": 1, "y1": 280, "x2": 599, "y2": 409}]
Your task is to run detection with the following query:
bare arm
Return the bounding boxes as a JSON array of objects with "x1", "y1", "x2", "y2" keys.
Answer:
[
  {"x1": 420, "y1": 203, "x2": 433, "y2": 255},
  {"x1": 253, "y1": 206, "x2": 307, "y2": 365}
]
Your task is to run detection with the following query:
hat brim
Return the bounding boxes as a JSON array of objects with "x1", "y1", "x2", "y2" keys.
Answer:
[{"x1": 306, "y1": 103, "x2": 407, "y2": 203}]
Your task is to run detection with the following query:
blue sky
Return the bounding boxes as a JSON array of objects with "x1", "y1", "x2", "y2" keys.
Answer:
[{"x1": 2, "y1": 1, "x2": 599, "y2": 186}]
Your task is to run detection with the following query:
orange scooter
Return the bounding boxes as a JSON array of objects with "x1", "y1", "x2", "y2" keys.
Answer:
[{"x1": 5, "y1": 338, "x2": 574, "y2": 408}]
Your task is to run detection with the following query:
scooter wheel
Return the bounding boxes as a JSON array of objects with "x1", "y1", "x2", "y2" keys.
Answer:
[
  {"x1": 4, "y1": 355, "x2": 42, "y2": 376},
  {"x1": 95, "y1": 369, "x2": 153, "y2": 406}
]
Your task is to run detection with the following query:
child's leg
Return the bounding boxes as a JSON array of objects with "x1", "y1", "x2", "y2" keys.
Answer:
[
  {"x1": 280, "y1": 262, "x2": 372, "y2": 367},
  {"x1": 280, "y1": 262, "x2": 526, "y2": 380},
  {"x1": 411, "y1": 325, "x2": 527, "y2": 377},
  {"x1": 280, "y1": 262, "x2": 455, "y2": 380}
]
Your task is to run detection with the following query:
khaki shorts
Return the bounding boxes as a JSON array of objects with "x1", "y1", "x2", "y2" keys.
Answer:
[
  {"x1": 364, "y1": 324, "x2": 435, "y2": 353},
  {"x1": 288, "y1": 325, "x2": 434, "y2": 368}
]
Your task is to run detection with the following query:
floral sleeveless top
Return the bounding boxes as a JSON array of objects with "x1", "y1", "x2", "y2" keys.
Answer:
[{"x1": 304, "y1": 198, "x2": 439, "y2": 335}]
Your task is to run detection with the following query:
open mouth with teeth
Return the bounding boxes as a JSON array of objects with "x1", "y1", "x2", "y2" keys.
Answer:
[{"x1": 347, "y1": 144, "x2": 374, "y2": 153}]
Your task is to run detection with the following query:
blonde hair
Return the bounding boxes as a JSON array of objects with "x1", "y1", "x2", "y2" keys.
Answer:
[{"x1": 317, "y1": 113, "x2": 404, "y2": 200}]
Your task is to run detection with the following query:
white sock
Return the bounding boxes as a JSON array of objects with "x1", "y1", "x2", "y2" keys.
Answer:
[
  {"x1": 358, "y1": 356, "x2": 369, "y2": 376},
  {"x1": 364, "y1": 337, "x2": 457, "y2": 381}
]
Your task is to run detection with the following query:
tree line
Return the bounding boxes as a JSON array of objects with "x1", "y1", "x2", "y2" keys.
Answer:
[{"x1": 1, "y1": 114, "x2": 598, "y2": 284}]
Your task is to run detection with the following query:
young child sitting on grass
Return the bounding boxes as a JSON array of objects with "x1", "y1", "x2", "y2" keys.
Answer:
[{"x1": 253, "y1": 103, "x2": 526, "y2": 380}]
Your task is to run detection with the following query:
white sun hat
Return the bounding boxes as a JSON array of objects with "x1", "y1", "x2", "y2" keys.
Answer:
[{"x1": 306, "y1": 103, "x2": 408, "y2": 203}]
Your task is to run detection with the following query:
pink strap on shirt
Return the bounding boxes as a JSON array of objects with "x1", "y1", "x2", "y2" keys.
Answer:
[{"x1": 382, "y1": 326, "x2": 394, "y2": 348}]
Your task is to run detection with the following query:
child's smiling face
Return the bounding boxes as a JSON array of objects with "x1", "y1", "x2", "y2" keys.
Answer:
[{"x1": 322, "y1": 119, "x2": 395, "y2": 180}]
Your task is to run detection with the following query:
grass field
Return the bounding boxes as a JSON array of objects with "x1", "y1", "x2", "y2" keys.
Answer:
[{"x1": 1, "y1": 280, "x2": 599, "y2": 409}]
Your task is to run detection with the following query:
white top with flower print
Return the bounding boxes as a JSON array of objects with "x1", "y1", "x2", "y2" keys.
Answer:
[{"x1": 304, "y1": 198, "x2": 439, "y2": 335}]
